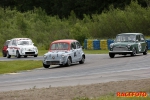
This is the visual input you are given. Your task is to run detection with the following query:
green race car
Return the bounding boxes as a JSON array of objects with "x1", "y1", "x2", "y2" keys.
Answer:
[{"x1": 109, "y1": 33, "x2": 148, "y2": 58}]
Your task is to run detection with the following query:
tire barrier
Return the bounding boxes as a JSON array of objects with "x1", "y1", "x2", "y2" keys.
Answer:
[
  {"x1": 87, "y1": 39, "x2": 93, "y2": 50},
  {"x1": 84, "y1": 39, "x2": 87, "y2": 49},
  {"x1": 84, "y1": 39, "x2": 150, "y2": 50},
  {"x1": 100, "y1": 40, "x2": 108, "y2": 50},
  {"x1": 93, "y1": 39, "x2": 100, "y2": 50},
  {"x1": 146, "y1": 40, "x2": 150, "y2": 50},
  {"x1": 107, "y1": 39, "x2": 114, "y2": 50}
]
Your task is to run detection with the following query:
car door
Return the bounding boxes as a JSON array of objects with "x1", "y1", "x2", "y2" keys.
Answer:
[
  {"x1": 11, "y1": 40, "x2": 17, "y2": 55},
  {"x1": 140, "y1": 34, "x2": 147, "y2": 52},
  {"x1": 70, "y1": 42, "x2": 78, "y2": 62},
  {"x1": 7, "y1": 40, "x2": 12, "y2": 55},
  {"x1": 136, "y1": 35, "x2": 142, "y2": 53},
  {"x1": 75, "y1": 41, "x2": 82, "y2": 61}
]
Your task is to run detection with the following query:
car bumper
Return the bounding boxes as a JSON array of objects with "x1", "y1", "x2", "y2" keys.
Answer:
[
  {"x1": 109, "y1": 51, "x2": 133, "y2": 54},
  {"x1": 20, "y1": 50, "x2": 38, "y2": 56},
  {"x1": 43, "y1": 58, "x2": 67, "y2": 65}
]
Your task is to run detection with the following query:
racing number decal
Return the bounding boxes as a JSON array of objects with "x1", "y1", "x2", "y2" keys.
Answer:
[{"x1": 138, "y1": 43, "x2": 141, "y2": 52}]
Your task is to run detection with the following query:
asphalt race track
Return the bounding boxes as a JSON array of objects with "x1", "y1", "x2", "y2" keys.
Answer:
[{"x1": 0, "y1": 54, "x2": 150, "y2": 92}]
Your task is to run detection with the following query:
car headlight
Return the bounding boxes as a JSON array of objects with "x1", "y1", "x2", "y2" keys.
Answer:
[
  {"x1": 110, "y1": 43, "x2": 114, "y2": 48},
  {"x1": 61, "y1": 55, "x2": 65, "y2": 58},
  {"x1": 128, "y1": 44, "x2": 131, "y2": 48},
  {"x1": 33, "y1": 47, "x2": 36, "y2": 50},
  {"x1": 43, "y1": 55, "x2": 47, "y2": 60}
]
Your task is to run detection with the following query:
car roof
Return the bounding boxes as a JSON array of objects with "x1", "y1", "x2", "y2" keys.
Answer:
[
  {"x1": 118, "y1": 33, "x2": 143, "y2": 35},
  {"x1": 52, "y1": 39, "x2": 78, "y2": 44},
  {"x1": 11, "y1": 38, "x2": 31, "y2": 41}
]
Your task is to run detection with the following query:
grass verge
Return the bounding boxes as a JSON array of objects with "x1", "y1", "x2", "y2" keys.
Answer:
[
  {"x1": 0, "y1": 60, "x2": 42, "y2": 74},
  {"x1": 73, "y1": 96, "x2": 150, "y2": 100}
]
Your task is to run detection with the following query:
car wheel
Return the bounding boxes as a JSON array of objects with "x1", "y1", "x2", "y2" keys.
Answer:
[
  {"x1": 59, "y1": 64, "x2": 64, "y2": 67},
  {"x1": 109, "y1": 53, "x2": 115, "y2": 58},
  {"x1": 16, "y1": 51, "x2": 21, "y2": 58},
  {"x1": 24, "y1": 55, "x2": 27, "y2": 58},
  {"x1": 43, "y1": 63, "x2": 50, "y2": 68},
  {"x1": 2, "y1": 51, "x2": 6, "y2": 57},
  {"x1": 7, "y1": 51, "x2": 11, "y2": 58},
  {"x1": 131, "y1": 48, "x2": 136, "y2": 56},
  {"x1": 143, "y1": 47, "x2": 147, "y2": 55},
  {"x1": 79, "y1": 55, "x2": 85, "y2": 64},
  {"x1": 34, "y1": 55, "x2": 38, "y2": 57},
  {"x1": 65, "y1": 57, "x2": 71, "y2": 66}
]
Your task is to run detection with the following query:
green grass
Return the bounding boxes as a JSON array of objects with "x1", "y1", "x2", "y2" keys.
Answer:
[
  {"x1": 0, "y1": 60, "x2": 42, "y2": 74},
  {"x1": 38, "y1": 49, "x2": 49, "y2": 56},
  {"x1": 73, "y1": 95, "x2": 150, "y2": 100}
]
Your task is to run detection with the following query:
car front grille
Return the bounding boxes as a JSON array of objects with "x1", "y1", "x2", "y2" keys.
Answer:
[
  {"x1": 25, "y1": 52, "x2": 35, "y2": 54},
  {"x1": 113, "y1": 46, "x2": 128, "y2": 51},
  {"x1": 46, "y1": 61, "x2": 60, "y2": 65}
]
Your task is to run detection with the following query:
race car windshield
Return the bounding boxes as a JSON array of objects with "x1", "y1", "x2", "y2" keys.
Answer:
[
  {"x1": 115, "y1": 34, "x2": 136, "y2": 42},
  {"x1": 51, "y1": 43, "x2": 69, "y2": 50},
  {"x1": 17, "y1": 40, "x2": 33, "y2": 45}
]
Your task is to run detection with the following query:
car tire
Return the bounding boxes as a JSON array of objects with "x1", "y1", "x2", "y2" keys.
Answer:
[
  {"x1": 65, "y1": 57, "x2": 71, "y2": 66},
  {"x1": 7, "y1": 51, "x2": 11, "y2": 58},
  {"x1": 16, "y1": 51, "x2": 21, "y2": 58},
  {"x1": 24, "y1": 55, "x2": 27, "y2": 58},
  {"x1": 59, "y1": 64, "x2": 64, "y2": 67},
  {"x1": 131, "y1": 48, "x2": 136, "y2": 56},
  {"x1": 143, "y1": 47, "x2": 147, "y2": 55},
  {"x1": 34, "y1": 55, "x2": 38, "y2": 57},
  {"x1": 79, "y1": 55, "x2": 85, "y2": 64},
  {"x1": 2, "y1": 51, "x2": 6, "y2": 57},
  {"x1": 109, "y1": 53, "x2": 115, "y2": 58},
  {"x1": 43, "y1": 63, "x2": 50, "y2": 68}
]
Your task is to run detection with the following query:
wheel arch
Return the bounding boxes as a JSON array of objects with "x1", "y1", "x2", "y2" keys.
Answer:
[
  {"x1": 68, "y1": 56, "x2": 72, "y2": 63},
  {"x1": 82, "y1": 54, "x2": 85, "y2": 59}
]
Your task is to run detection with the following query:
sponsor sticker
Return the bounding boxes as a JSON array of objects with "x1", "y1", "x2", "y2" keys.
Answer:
[{"x1": 116, "y1": 92, "x2": 148, "y2": 97}]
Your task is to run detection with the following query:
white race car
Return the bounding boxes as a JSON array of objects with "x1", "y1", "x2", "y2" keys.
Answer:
[
  {"x1": 43, "y1": 39, "x2": 85, "y2": 68},
  {"x1": 7, "y1": 38, "x2": 38, "y2": 58}
]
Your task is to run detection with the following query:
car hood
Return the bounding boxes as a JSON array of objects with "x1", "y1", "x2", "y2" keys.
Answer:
[
  {"x1": 45, "y1": 50, "x2": 69, "y2": 55},
  {"x1": 18, "y1": 45, "x2": 36, "y2": 48},
  {"x1": 113, "y1": 42, "x2": 134, "y2": 47}
]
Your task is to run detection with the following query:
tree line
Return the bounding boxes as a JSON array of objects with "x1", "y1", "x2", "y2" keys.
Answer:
[
  {"x1": 0, "y1": 0, "x2": 149, "y2": 19},
  {"x1": 0, "y1": 1, "x2": 150, "y2": 50}
]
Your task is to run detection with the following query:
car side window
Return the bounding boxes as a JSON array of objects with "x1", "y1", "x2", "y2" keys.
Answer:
[
  {"x1": 140, "y1": 35, "x2": 145, "y2": 42},
  {"x1": 76, "y1": 42, "x2": 81, "y2": 49},
  {"x1": 8, "y1": 40, "x2": 12, "y2": 46},
  {"x1": 136, "y1": 35, "x2": 140, "y2": 42},
  {"x1": 12, "y1": 40, "x2": 17, "y2": 46},
  {"x1": 71, "y1": 42, "x2": 76, "y2": 49}
]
